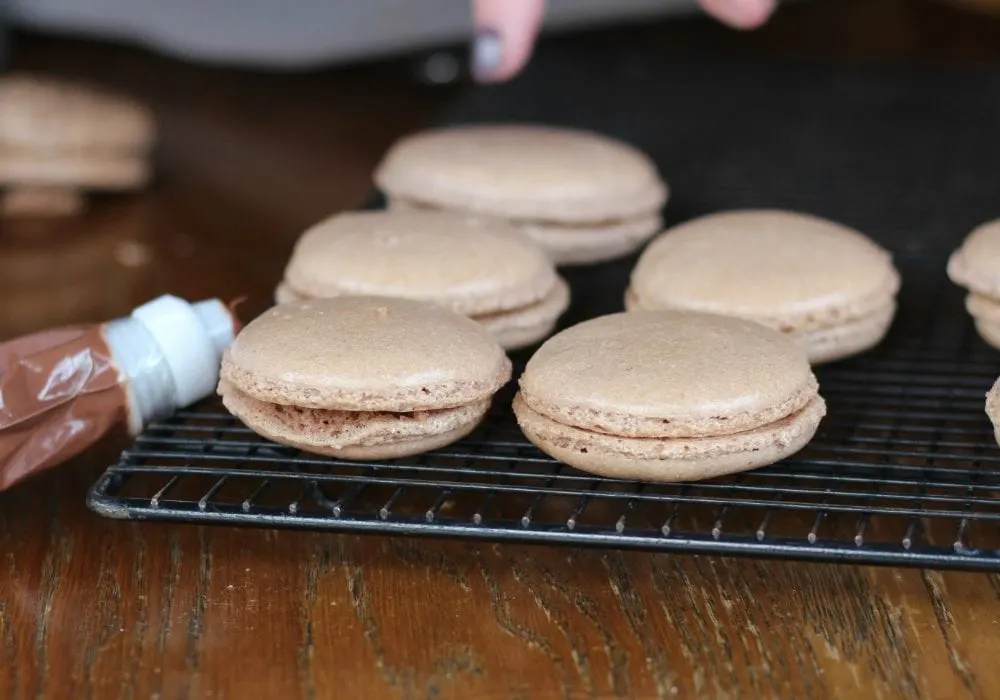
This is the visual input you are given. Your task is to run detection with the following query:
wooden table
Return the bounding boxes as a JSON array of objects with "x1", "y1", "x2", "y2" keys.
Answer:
[{"x1": 4, "y1": 1, "x2": 1000, "y2": 697}]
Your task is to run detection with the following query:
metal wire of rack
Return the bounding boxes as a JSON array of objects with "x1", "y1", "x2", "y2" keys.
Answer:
[{"x1": 87, "y1": 52, "x2": 1000, "y2": 571}]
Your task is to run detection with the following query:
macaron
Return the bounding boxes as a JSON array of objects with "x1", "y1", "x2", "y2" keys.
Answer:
[
  {"x1": 513, "y1": 310, "x2": 827, "y2": 482},
  {"x1": 947, "y1": 218, "x2": 1000, "y2": 349},
  {"x1": 276, "y1": 210, "x2": 570, "y2": 350},
  {"x1": 986, "y1": 378, "x2": 1000, "y2": 446},
  {"x1": 0, "y1": 74, "x2": 156, "y2": 216},
  {"x1": 374, "y1": 124, "x2": 668, "y2": 266},
  {"x1": 219, "y1": 296, "x2": 512, "y2": 459},
  {"x1": 626, "y1": 210, "x2": 901, "y2": 364}
]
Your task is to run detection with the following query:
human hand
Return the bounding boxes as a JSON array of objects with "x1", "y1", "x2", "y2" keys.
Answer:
[{"x1": 471, "y1": 0, "x2": 776, "y2": 82}]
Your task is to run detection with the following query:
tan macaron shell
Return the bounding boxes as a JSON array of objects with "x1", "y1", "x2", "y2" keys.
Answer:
[
  {"x1": 275, "y1": 274, "x2": 571, "y2": 352},
  {"x1": 966, "y1": 293, "x2": 1000, "y2": 324},
  {"x1": 220, "y1": 382, "x2": 489, "y2": 459},
  {"x1": 388, "y1": 196, "x2": 662, "y2": 267},
  {"x1": 517, "y1": 310, "x2": 819, "y2": 440},
  {"x1": 0, "y1": 153, "x2": 151, "y2": 189},
  {"x1": 948, "y1": 219, "x2": 1000, "y2": 299},
  {"x1": 514, "y1": 393, "x2": 826, "y2": 482},
  {"x1": 964, "y1": 294, "x2": 1000, "y2": 348},
  {"x1": 629, "y1": 210, "x2": 900, "y2": 332},
  {"x1": 947, "y1": 219, "x2": 1000, "y2": 350},
  {"x1": 476, "y1": 277, "x2": 571, "y2": 349},
  {"x1": 0, "y1": 74, "x2": 155, "y2": 155},
  {"x1": 221, "y1": 297, "x2": 512, "y2": 412},
  {"x1": 374, "y1": 125, "x2": 667, "y2": 224},
  {"x1": 520, "y1": 214, "x2": 663, "y2": 266},
  {"x1": 282, "y1": 210, "x2": 559, "y2": 316},
  {"x1": 987, "y1": 377, "x2": 1000, "y2": 447},
  {"x1": 793, "y1": 300, "x2": 898, "y2": 365}
]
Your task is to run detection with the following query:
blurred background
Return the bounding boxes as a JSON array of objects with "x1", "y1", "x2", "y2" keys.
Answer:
[{"x1": 2, "y1": 0, "x2": 1000, "y2": 338}]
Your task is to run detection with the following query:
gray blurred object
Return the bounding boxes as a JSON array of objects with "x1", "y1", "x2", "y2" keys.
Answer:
[{"x1": 8, "y1": 0, "x2": 701, "y2": 68}]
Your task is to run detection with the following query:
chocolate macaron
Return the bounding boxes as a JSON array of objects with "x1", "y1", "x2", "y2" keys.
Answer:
[
  {"x1": 0, "y1": 74, "x2": 155, "y2": 216},
  {"x1": 513, "y1": 310, "x2": 826, "y2": 482},
  {"x1": 276, "y1": 210, "x2": 570, "y2": 350},
  {"x1": 627, "y1": 210, "x2": 901, "y2": 364},
  {"x1": 219, "y1": 297, "x2": 512, "y2": 459},
  {"x1": 947, "y1": 218, "x2": 1000, "y2": 349},
  {"x1": 374, "y1": 124, "x2": 668, "y2": 266}
]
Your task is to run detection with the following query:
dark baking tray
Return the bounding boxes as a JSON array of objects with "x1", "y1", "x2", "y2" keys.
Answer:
[{"x1": 88, "y1": 46, "x2": 1000, "y2": 570}]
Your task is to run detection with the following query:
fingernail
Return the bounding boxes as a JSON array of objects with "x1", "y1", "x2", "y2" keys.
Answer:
[{"x1": 471, "y1": 29, "x2": 503, "y2": 82}]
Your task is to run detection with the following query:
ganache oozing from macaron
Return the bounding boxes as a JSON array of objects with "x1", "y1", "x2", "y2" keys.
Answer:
[
  {"x1": 627, "y1": 210, "x2": 900, "y2": 364},
  {"x1": 513, "y1": 310, "x2": 827, "y2": 483},
  {"x1": 373, "y1": 124, "x2": 669, "y2": 266},
  {"x1": 219, "y1": 296, "x2": 512, "y2": 460}
]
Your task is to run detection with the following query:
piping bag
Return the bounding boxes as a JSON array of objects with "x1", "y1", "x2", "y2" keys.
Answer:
[{"x1": 0, "y1": 295, "x2": 242, "y2": 491}]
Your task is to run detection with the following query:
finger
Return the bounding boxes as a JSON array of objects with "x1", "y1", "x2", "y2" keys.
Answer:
[
  {"x1": 471, "y1": 0, "x2": 547, "y2": 83},
  {"x1": 699, "y1": 0, "x2": 776, "y2": 29}
]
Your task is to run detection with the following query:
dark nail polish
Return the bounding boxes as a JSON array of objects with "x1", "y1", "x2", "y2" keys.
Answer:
[{"x1": 471, "y1": 29, "x2": 503, "y2": 81}]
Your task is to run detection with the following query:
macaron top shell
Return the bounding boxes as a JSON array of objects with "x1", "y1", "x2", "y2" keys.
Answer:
[
  {"x1": 374, "y1": 124, "x2": 668, "y2": 223},
  {"x1": 221, "y1": 297, "x2": 512, "y2": 412},
  {"x1": 283, "y1": 210, "x2": 559, "y2": 316},
  {"x1": 518, "y1": 310, "x2": 818, "y2": 439},
  {"x1": 948, "y1": 218, "x2": 1000, "y2": 298},
  {"x1": 630, "y1": 211, "x2": 899, "y2": 330},
  {"x1": 0, "y1": 74, "x2": 155, "y2": 153}
]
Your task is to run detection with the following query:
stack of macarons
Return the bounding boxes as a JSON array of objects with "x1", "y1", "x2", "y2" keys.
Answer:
[
  {"x1": 948, "y1": 218, "x2": 1000, "y2": 349},
  {"x1": 627, "y1": 210, "x2": 901, "y2": 364},
  {"x1": 374, "y1": 124, "x2": 668, "y2": 266},
  {"x1": 0, "y1": 74, "x2": 156, "y2": 217},
  {"x1": 275, "y1": 209, "x2": 570, "y2": 350},
  {"x1": 219, "y1": 297, "x2": 512, "y2": 459}
]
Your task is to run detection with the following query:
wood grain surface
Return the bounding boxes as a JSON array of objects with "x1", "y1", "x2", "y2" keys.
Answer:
[{"x1": 4, "y1": 1, "x2": 1000, "y2": 698}]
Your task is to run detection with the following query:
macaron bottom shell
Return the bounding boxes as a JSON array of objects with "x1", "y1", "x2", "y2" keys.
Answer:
[
  {"x1": 513, "y1": 393, "x2": 826, "y2": 482},
  {"x1": 986, "y1": 377, "x2": 1000, "y2": 449},
  {"x1": 783, "y1": 300, "x2": 896, "y2": 365},
  {"x1": 520, "y1": 214, "x2": 663, "y2": 267},
  {"x1": 220, "y1": 379, "x2": 491, "y2": 460},
  {"x1": 389, "y1": 196, "x2": 662, "y2": 267},
  {"x1": 974, "y1": 319, "x2": 1000, "y2": 352},
  {"x1": 625, "y1": 289, "x2": 897, "y2": 365},
  {"x1": 0, "y1": 151, "x2": 151, "y2": 190},
  {"x1": 964, "y1": 294, "x2": 1000, "y2": 350}
]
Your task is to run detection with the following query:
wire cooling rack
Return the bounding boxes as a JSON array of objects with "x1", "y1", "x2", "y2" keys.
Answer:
[
  {"x1": 86, "y1": 255, "x2": 1000, "y2": 570},
  {"x1": 88, "y1": 51, "x2": 1000, "y2": 570}
]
